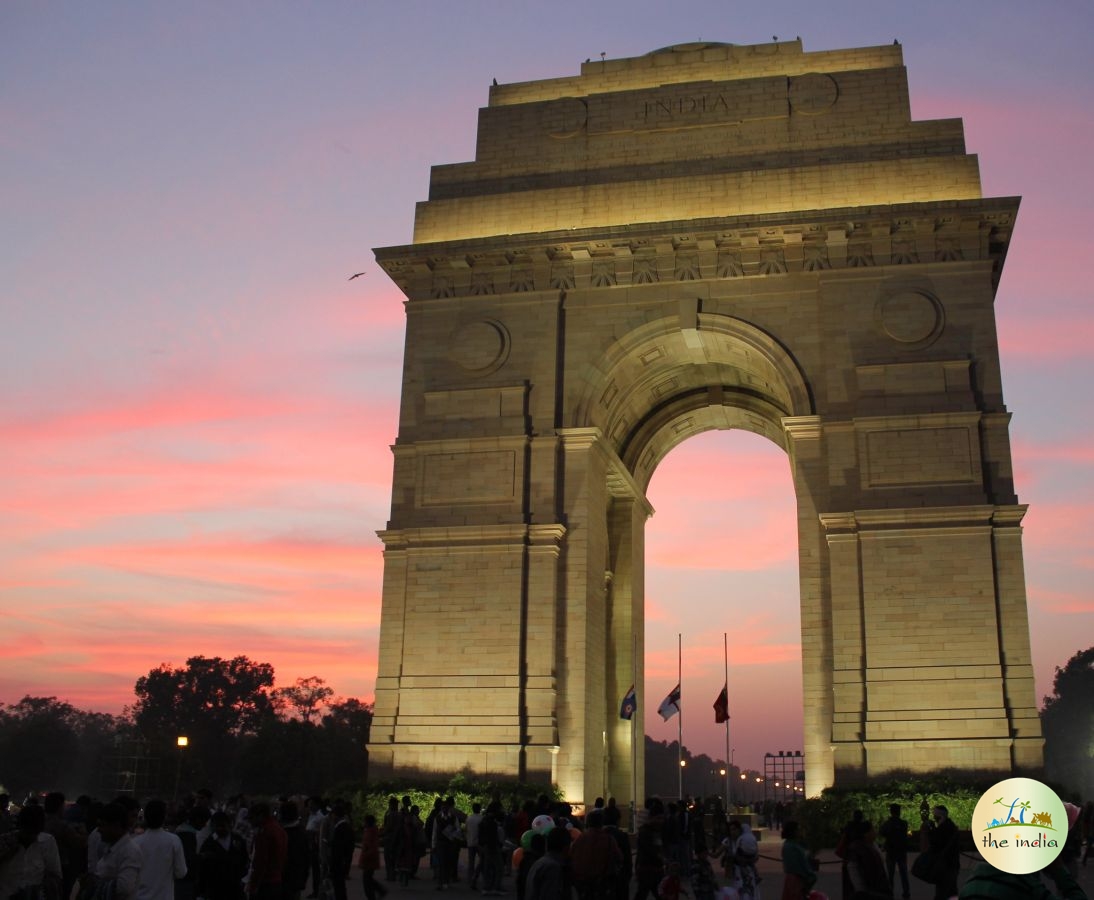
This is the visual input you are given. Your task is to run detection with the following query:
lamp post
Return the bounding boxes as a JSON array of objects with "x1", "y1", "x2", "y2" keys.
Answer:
[{"x1": 174, "y1": 736, "x2": 188, "y2": 803}]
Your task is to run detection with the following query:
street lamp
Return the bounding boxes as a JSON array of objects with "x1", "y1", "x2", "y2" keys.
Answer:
[{"x1": 174, "y1": 736, "x2": 188, "y2": 803}]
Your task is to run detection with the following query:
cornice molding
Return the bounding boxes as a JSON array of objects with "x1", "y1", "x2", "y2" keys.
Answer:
[{"x1": 375, "y1": 199, "x2": 1018, "y2": 300}]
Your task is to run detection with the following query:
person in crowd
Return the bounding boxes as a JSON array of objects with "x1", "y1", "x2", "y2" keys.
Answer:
[
  {"x1": 246, "y1": 803, "x2": 286, "y2": 900},
  {"x1": 569, "y1": 810, "x2": 621, "y2": 900},
  {"x1": 632, "y1": 799, "x2": 665, "y2": 900},
  {"x1": 431, "y1": 799, "x2": 459, "y2": 891},
  {"x1": 657, "y1": 861, "x2": 683, "y2": 900},
  {"x1": 603, "y1": 810, "x2": 631, "y2": 900},
  {"x1": 134, "y1": 799, "x2": 187, "y2": 900},
  {"x1": 88, "y1": 798, "x2": 139, "y2": 871},
  {"x1": 0, "y1": 804, "x2": 63, "y2": 900},
  {"x1": 279, "y1": 801, "x2": 309, "y2": 900},
  {"x1": 921, "y1": 805, "x2": 960, "y2": 900},
  {"x1": 526, "y1": 827, "x2": 572, "y2": 900},
  {"x1": 844, "y1": 819, "x2": 891, "y2": 899},
  {"x1": 603, "y1": 800, "x2": 621, "y2": 830},
  {"x1": 465, "y1": 803, "x2": 483, "y2": 891},
  {"x1": 357, "y1": 814, "x2": 387, "y2": 900},
  {"x1": 516, "y1": 833, "x2": 546, "y2": 900},
  {"x1": 304, "y1": 798, "x2": 325, "y2": 898},
  {"x1": 720, "y1": 819, "x2": 741, "y2": 883},
  {"x1": 878, "y1": 804, "x2": 909, "y2": 900},
  {"x1": 381, "y1": 799, "x2": 400, "y2": 886},
  {"x1": 0, "y1": 796, "x2": 13, "y2": 836},
  {"x1": 174, "y1": 805, "x2": 207, "y2": 900},
  {"x1": 1082, "y1": 801, "x2": 1094, "y2": 867},
  {"x1": 688, "y1": 799, "x2": 707, "y2": 858},
  {"x1": 478, "y1": 801, "x2": 505, "y2": 897},
  {"x1": 403, "y1": 805, "x2": 427, "y2": 886},
  {"x1": 44, "y1": 791, "x2": 85, "y2": 900},
  {"x1": 86, "y1": 803, "x2": 141, "y2": 900},
  {"x1": 959, "y1": 856, "x2": 1088, "y2": 899},
  {"x1": 780, "y1": 820, "x2": 818, "y2": 900},
  {"x1": 325, "y1": 802, "x2": 354, "y2": 900},
  {"x1": 733, "y1": 821, "x2": 761, "y2": 900},
  {"x1": 837, "y1": 810, "x2": 865, "y2": 900},
  {"x1": 197, "y1": 812, "x2": 248, "y2": 900},
  {"x1": 690, "y1": 846, "x2": 718, "y2": 900}
]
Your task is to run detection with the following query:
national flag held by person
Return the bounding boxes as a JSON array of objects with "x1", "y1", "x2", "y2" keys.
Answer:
[{"x1": 657, "y1": 683, "x2": 681, "y2": 721}]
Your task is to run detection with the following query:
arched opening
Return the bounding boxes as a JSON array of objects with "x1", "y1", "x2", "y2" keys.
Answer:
[
  {"x1": 643, "y1": 428, "x2": 803, "y2": 800},
  {"x1": 580, "y1": 313, "x2": 825, "y2": 803}
]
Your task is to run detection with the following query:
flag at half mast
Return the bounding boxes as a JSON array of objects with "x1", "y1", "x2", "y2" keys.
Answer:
[
  {"x1": 713, "y1": 683, "x2": 729, "y2": 724},
  {"x1": 657, "y1": 683, "x2": 681, "y2": 721},
  {"x1": 620, "y1": 685, "x2": 637, "y2": 720}
]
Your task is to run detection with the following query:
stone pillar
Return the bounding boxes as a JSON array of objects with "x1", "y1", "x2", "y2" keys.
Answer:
[
  {"x1": 785, "y1": 417, "x2": 836, "y2": 797},
  {"x1": 555, "y1": 428, "x2": 612, "y2": 802},
  {"x1": 990, "y1": 507, "x2": 1044, "y2": 770},
  {"x1": 606, "y1": 493, "x2": 651, "y2": 813}
]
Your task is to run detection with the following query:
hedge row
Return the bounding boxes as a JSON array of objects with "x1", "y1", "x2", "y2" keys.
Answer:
[{"x1": 327, "y1": 774, "x2": 562, "y2": 829}]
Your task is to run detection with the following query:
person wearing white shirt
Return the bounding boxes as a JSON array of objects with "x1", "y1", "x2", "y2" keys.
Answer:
[
  {"x1": 133, "y1": 801, "x2": 187, "y2": 900},
  {"x1": 89, "y1": 803, "x2": 142, "y2": 900},
  {"x1": 0, "y1": 805, "x2": 62, "y2": 900}
]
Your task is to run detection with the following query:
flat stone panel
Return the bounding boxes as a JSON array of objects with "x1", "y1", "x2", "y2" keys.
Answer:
[
  {"x1": 418, "y1": 450, "x2": 517, "y2": 505},
  {"x1": 861, "y1": 425, "x2": 977, "y2": 487}
]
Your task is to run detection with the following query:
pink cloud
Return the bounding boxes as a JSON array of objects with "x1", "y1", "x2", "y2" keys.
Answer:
[{"x1": 1029, "y1": 586, "x2": 1094, "y2": 615}]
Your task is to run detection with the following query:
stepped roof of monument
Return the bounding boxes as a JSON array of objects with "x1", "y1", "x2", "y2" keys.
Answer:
[{"x1": 645, "y1": 42, "x2": 735, "y2": 55}]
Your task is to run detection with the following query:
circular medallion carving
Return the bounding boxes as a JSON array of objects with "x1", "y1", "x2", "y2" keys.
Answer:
[
  {"x1": 546, "y1": 97, "x2": 588, "y2": 139},
  {"x1": 877, "y1": 291, "x2": 944, "y2": 346},
  {"x1": 788, "y1": 72, "x2": 839, "y2": 115},
  {"x1": 448, "y1": 320, "x2": 510, "y2": 374}
]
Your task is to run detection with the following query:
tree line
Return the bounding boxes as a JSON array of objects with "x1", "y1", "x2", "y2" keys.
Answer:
[
  {"x1": 0, "y1": 655, "x2": 371, "y2": 800},
  {"x1": 2, "y1": 645, "x2": 1089, "y2": 804}
]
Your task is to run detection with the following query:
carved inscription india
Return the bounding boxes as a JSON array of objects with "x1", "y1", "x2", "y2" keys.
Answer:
[{"x1": 641, "y1": 93, "x2": 733, "y2": 123}]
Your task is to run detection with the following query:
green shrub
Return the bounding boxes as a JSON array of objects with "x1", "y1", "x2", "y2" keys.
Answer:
[
  {"x1": 326, "y1": 775, "x2": 561, "y2": 830},
  {"x1": 793, "y1": 775, "x2": 994, "y2": 850}
]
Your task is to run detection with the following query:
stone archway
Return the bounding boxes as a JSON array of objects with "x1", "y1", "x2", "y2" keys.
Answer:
[{"x1": 369, "y1": 39, "x2": 1043, "y2": 804}]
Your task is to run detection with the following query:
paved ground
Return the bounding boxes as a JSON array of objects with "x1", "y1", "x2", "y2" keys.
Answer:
[{"x1": 339, "y1": 833, "x2": 1094, "y2": 900}]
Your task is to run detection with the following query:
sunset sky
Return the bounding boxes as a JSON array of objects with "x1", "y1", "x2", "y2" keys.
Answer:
[{"x1": 3, "y1": 1, "x2": 1093, "y2": 777}]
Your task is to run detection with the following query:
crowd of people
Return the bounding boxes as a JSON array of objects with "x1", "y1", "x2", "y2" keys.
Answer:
[
  {"x1": 0, "y1": 790, "x2": 353, "y2": 900},
  {"x1": 2, "y1": 791, "x2": 1091, "y2": 900}
]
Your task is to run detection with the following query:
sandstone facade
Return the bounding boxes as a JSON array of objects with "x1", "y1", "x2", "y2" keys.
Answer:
[{"x1": 370, "y1": 39, "x2": 1043, "y2": 802}]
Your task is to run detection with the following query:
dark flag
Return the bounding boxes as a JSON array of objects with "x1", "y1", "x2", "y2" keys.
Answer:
[
  {"x1": 713, "y1": 683, "x2": 729, "y2": 724},
  {"x1": 620, "y1": 684, "x2": 637, "y2": 720}
]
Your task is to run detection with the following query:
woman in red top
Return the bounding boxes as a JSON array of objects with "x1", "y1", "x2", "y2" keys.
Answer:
[{"x1": 358, "y1": 815, "x2": 387, "y2": 900}]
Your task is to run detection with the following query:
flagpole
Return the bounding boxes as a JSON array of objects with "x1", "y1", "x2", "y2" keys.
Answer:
[
  {"x1": 724, "y1": 632, "x2": 731, "y2": 810},
  {"x1": 677, "y1": 632, "x2": 683, "y2": 800},
  {"x1": 631, "y1": 631, "x2": 638, "y2": 830}
]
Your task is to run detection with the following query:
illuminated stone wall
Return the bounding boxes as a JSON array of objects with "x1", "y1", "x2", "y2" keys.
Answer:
[{"x1": 370, "y1": 39, "x2": 1042, "y2": 801}]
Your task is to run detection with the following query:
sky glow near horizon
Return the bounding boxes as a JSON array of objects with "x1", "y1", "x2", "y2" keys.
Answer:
[{"x1": 3, "y1": 1, "x2": 1093, "y2": 776}]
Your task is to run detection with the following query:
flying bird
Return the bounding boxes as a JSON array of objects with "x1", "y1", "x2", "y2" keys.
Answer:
[{"x1": 348, "y1": 272, "x2": 367, "y2": 280}]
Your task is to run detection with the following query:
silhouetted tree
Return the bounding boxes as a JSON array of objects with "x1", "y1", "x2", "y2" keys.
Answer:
[
  {"x1": 1041, "y1": 645, "x2": 1094, "y2": 797},
  {"x1": 0, "y1": 696, "x2": 126, "y2": 797},
  {"x1": 236, "y1": 696, "x2": 372, "y2": 794},
  {"x1": 318, "y1": 697, "x2": 373, "y2": 783},
  {"x1": 132, "y1": 655, "x2": 277, "y2": 791},
  {"x1": 274, "y1": 676, "x2": 334, "y2": 723}
]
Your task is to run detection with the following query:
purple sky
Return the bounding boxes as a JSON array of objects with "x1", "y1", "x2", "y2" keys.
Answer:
[{"x1": 3, "y1": 1, "x2": 1092, "y2": 774}]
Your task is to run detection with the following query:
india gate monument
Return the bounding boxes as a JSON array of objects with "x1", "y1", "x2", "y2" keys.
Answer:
[{"x1": 368, "y1": 39, "x2": 1043, "y2": 802}]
